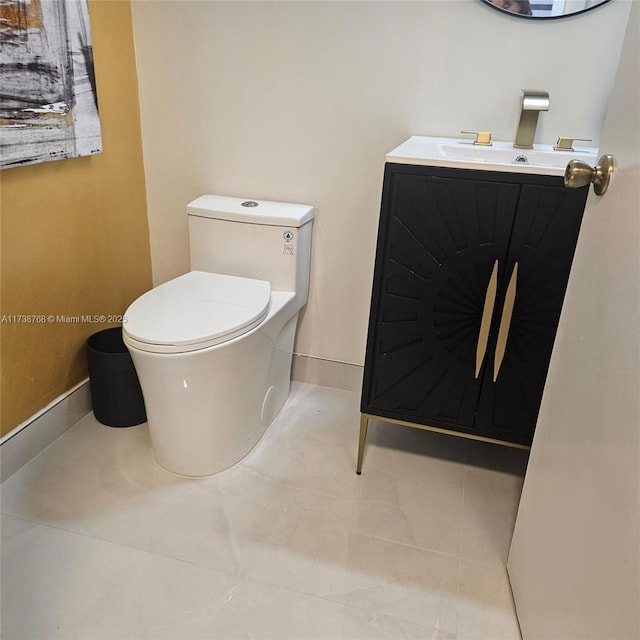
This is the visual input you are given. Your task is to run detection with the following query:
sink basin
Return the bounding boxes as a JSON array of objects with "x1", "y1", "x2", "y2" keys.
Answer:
[{"x1": 387, "y1": 136, "x2": 598, "y2": 177}]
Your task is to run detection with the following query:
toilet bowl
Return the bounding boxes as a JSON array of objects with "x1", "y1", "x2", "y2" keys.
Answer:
[{"x1": 123, "y1": 195, "x2": 314, "y2": 477}]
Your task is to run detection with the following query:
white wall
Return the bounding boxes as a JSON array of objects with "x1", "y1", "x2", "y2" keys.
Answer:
[{"x1": 131, "y1": 0, "x2": 630, "y2": 367}]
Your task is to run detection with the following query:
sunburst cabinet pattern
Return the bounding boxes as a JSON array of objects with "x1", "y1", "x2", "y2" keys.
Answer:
[{"x1": 361, "y1": 164, "x2": 589, "y2": 446}]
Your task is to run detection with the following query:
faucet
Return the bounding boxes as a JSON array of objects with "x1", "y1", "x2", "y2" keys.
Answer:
[{"x1": 514, "y1": 90, "x2": 549, "y2": 149}]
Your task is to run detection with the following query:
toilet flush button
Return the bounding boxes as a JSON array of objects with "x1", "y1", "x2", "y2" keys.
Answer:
[{"x1": 241, "y1": 200, "x2": 259, "y2": 207}]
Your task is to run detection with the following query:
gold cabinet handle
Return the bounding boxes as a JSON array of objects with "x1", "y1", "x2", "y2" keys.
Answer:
[
  {"x1": 494, "y1": 262, "x2": 518, "y2": 382},
  {"x1": 475, "y1": 260, "x2": 499, "y2": 379}
]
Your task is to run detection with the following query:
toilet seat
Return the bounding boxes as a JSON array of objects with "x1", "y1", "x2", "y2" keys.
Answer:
[{"x1": 123, "y1": 271, "x2": 271, "y2": 354}]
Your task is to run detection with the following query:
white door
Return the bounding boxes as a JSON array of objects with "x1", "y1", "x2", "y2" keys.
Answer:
[{"x1": 507, "y1": 4, "x2": 639, "y2": 639}]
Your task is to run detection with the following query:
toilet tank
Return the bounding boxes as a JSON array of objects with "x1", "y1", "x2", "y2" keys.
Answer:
[{"x1": 186, "y1": 195, "x2": 314, "y2": 299}]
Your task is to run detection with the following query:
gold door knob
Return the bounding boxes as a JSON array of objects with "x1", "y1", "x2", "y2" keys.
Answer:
[{"x1": 564, "y1": 154, "x2": 615, "y2": 196}]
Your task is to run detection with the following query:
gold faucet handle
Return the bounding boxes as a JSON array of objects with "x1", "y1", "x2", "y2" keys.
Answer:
[
  {"x1": 461, "y1": 130, "x2": 492, "y2": 146},
  {"x1": 554, "y1": 137, "x2": 592, "y2": 152}
]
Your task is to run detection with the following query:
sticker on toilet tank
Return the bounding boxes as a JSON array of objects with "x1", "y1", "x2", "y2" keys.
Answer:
[{"x1": 283, "y1": 230, "x2": 294, "y2": 255}]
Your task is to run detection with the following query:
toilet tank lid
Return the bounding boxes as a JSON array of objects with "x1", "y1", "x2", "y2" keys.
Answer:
[{"x1": 187, "y1": 195, "x2": 314, "y2": 228}]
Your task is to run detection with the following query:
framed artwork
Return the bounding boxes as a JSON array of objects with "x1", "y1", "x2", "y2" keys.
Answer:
[{"x1": 0, "y1": 0, "x2": 102, "y2": 169}]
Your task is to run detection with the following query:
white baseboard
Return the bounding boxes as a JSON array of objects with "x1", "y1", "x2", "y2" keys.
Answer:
[
  {"x1": 291, "y1": 354, "x2": 363, "y2": 393},
  {"x1": 1, "y1": 380, "x2": 92, "y2": 484}
]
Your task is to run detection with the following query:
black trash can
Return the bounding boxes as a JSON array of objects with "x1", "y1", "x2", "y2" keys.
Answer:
[{"x1": 87, "y1": 327, "x2": 147, "y2": 427}]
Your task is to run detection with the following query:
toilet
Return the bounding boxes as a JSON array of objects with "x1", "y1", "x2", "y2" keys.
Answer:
[{"x1": 123, "y1": 195, "x2": 314, "y2": 477}]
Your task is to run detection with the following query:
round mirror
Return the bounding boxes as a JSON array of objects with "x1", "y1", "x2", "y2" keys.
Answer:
[{"x1": 482, "y1": 0, "x2": 611, "y2": 19}]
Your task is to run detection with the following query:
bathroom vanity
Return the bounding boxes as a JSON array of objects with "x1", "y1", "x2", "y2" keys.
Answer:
[{"x1": 358, "y1": 137, "x2": 596, "y2": 469}]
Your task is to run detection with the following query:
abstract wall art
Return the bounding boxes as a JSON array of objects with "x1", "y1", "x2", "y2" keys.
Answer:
[{"x1": 0, "y1": 0, "x2": 102, "y2": 169}]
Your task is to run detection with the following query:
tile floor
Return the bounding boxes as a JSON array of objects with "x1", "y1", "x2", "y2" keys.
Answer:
[{"x1": 1, "y1": 383, "x2": 528, "y2": 640}]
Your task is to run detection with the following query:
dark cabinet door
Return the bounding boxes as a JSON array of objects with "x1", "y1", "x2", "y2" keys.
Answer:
[
  {"x1": 362, "y1": 169, "x2": 520, "y2": 432},
  {"x1": 474, "y1": 184, "x2": 588, "y2": 444},
  {"x1": 362, "y1": 164, "x2": 589, "y2": 447}
]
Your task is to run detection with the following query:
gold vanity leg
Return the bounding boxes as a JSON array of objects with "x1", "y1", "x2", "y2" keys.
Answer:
[{"x1": 356, "y1": 414, "x2": 369, "y2": 475}]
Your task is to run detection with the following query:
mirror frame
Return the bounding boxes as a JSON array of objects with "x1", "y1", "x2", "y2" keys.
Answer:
[{"x1": 481, "y1": 0, "x2": 612, "y2": 20}]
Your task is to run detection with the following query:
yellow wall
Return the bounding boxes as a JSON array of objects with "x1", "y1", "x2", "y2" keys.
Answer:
[{"x1": 0, "y1": 0, "x2": 152, "y2": 436}]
